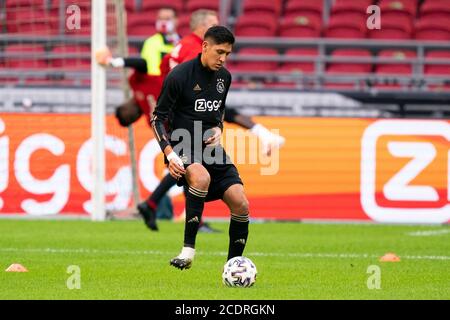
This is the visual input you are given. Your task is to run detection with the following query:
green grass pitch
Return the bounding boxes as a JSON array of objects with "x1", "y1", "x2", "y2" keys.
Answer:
[{"x1": 0, "y1": 219, "x2": 448, "y2": 300}]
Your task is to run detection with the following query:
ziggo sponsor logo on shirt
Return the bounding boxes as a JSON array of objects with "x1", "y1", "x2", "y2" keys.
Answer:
[{"x1": 194, "y1": 99, "x2": 222, "y2": 112}]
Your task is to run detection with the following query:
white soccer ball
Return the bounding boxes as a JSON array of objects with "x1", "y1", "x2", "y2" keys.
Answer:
[{"x1": 222, "y1": 256, "x2": 257, "y2": 288}]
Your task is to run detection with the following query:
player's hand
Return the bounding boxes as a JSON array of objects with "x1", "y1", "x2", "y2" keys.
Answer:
[
  {"x1": 261, "y1": 134, "x2": 286, "y2": 156},
  {"x1": 95, "y1": 46, "x2": 112, "y2": 66},
  {"x1": 167, "y1": 152, "x2": 186, "y2": 179},
  {"x1": 204, "y1": 127, "x2": 222, "y2": 146}
]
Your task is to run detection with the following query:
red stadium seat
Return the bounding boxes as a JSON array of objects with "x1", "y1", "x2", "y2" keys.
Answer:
[
  {"x1": 229, "y1": 47, "x2": 279, "y2": 72},
  {"x1": 420, "y1": 0, "x2": 450, "y2": 20},
  {"x1": 325, "y1": 13, "x2": 367, "y2": 39},
  {"x1": 279, "y1": 15, "x2": 321, "y2": 38},
  {"x1": 415, "y1": 17, "x2": 450, "y2": 41},
  {"x1": 379, "y1": 0, "x2": 417, "y2": 18},
  {"x1": 279, "y1": 48, "x2": 318, "y2": 74},
  {"x1": 124, "y1": 0, "x2": 136, "y2": 12},
  {"x1": 6, "y1": 0, "x2": 44, "y2": 8},
  {"x1": 140, "y1": 0, "x2": 183, "y2": 14},
  {"x1": 284, "y1": 0, "x2": 322, "y2": 20},
  {"x1": 327, "y1": 49, "x2": 372, "y2": 74},
  {"x1": 243, "y1": 0, "x2": 281, "y2": 18},
  {"x1": 50, "y1": 45, "x2": 91, "y2": 70},
  {"x1": 128, "y1": 46, "x2": 140, "y2": 56},
  {"x1": 369, "y1": 15, "x2": 412, "y2": 40},
  {"x1": 51, "y1": 0, "x2": 91, "y2": 11},
  {"x1": 6, "y1": 10, "x2": 56, "y2": 35},
  {"x1": 331, "y1": 0, "x2": 373, "y2": 15},
  {"x1": 127, "y1": 13, "x2": 156, "y2": 36},
  {"x1": 425, "y1": 51, "x2": 450, "y2": 75},
  {"x1": 375, "y1": 49, "x2": 417, "y2": 75},
  {"x1": 177, "y1": 15, "x2": 192, "y2": 37},
  {"x1": 4, "y1": 44, "x2": 47, "y2": 69},
  {"x1": 234, "y1": 14, "x2": 277, "y2": 37},
  {"x1": 186, "y1": 0, "x2": 220, "y2": 14}
]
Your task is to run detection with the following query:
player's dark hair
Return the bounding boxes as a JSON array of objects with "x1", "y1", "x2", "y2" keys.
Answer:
[{"x1": 204, "y1": 26, "x2": 235, "y2": 45}]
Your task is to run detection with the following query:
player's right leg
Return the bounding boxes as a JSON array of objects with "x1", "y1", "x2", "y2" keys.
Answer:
[
  {"x1": 170, "y1": 163, "x2": 210, "y2": 270},
  {"x1": 137, "y1": 174, "x2": 177, "y2": 231}
]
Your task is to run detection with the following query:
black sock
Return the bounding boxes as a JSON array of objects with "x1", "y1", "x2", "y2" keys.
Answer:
[
  {"x1": 146, "y1": 174, "x2": 177, "y2": 209},
  {"x1": 184, "y1": 185, "x2": 207, "y2": 248},
  {"x1": 227, "y1": 213, "x2": 249, "y2": 260}
]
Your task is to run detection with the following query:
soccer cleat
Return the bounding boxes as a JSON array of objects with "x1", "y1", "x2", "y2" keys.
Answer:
[
  {"x1": 137, "y1": 202, "x2": 158, "y2": 231},
  {"x1": 169, "y1": 257, "x2": 192, "y2": 270}
]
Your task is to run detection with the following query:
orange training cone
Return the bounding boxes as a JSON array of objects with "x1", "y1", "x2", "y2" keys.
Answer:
[
  {"x1": 5, "y1": 263, "x2": 28, "y2": 272},
  {"x1": 380, "y1": 253, "x2": 400, "y2": 262}
]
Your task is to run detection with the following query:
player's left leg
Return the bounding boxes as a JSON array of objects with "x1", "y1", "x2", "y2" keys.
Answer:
[{"x1": 222, "y1": 184, "x2": 250, "y2": 261}]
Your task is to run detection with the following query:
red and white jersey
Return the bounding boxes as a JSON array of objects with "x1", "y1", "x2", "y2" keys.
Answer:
[
  {"x1": 160, "y1": 32, "x2": 203, "y2": 78},
  {"x1": 128, "y1": 71, "x2": 163, "y2": 125}
]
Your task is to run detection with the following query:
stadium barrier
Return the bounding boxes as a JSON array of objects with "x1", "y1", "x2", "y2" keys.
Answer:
[{"x1": 0, "y1": 114, "x2": 448, "y2": 224}]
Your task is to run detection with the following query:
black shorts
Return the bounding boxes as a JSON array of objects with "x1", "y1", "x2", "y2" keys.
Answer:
[{"x1": 177, "y1": 161, "x2": 243, "y2": 202}]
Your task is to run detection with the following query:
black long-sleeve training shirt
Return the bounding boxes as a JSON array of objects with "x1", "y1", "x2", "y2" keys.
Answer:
[{"x1": 151, "y1": 54, "x2": 232, "y2": 154}]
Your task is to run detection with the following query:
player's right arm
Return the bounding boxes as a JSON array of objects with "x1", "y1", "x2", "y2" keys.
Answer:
[
  {"x1": 150, "y1": 73, "x2": 186, "y2": 178},
  {"x1": 95, "y1": 46, "x2": 148, "y2": 73}
]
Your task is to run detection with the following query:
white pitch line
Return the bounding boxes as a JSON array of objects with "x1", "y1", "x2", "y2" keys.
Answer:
[
  {"x1": 0, "y1": 247, "x2": 449, "y2": 261},
  {"x1": 407, "y1": 229, "x2": 450, "y2": 237}
]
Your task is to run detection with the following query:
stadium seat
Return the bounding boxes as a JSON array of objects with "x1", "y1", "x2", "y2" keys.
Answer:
[
  {"x1": 379, "y1": 0, "x2": 417, "y2": 19},
  {"x1": 127, "y1": 45, "x2": 140, "y2": 56},
  {"x1": 4, "y1": 44, "x2": 47, "y2": 69},
  {"x1": 372, "y1": 49, "x2": 416, "y2": 89},
  {"x1": 234, "y1": 14, "x2": 277, "y2": 37},
  {"x1": 424, "y1": 50, "x2": 450, "y2": 92},
  {"x1": 228, "y1": 47, "x2": 279, "y2": 72},
  {"x1": 186, "y1": 0, "x2": 220, "y2": 14},
  {"x1": 50, "y1": 45, "x2": 91, "y2": 70},
  {"x1": 6, "y1": 10, "x2": 56, "y2": 35},
  {"x1": 278, "y1": 48, "x2": 318, "y2": 74},
  {"x1": 325, "y1": 13, "x2": 367, "y2": 39},
  {"x1": 177, "y1": 15, "x2": 192, "y2": 37},
  {"x1": 331, "y1": 0, "x2": 373, "y2": 15},
  {"x1": 425, "y1": 51, "x2": 450, "y2": 75},
  {"x1": 369, "y1": 15, "x2": 412, "y2": 40},
  {"x1": 140, "y1": 0, "x2": 183, "y2": 15},
  {"x1": 124, "y1": 0, "x2": 136, "y2": 12},
  {"x1": 375, "y1": 49, "x2": 417, "y2": 75},
  {"x1": 51, "y1": 0, "x2": 91, "y2": 11},
  {"x1": 420, "y1": 0, "x2": 450, "y2": 20},
  {"x1": 283, "y1": 0, "x2": 322, "y2": 20},
  {"x1": 279, "y1": 15, "x2": 321, "y2": 38},
  {"x1": 327, "y1": 49, "x2": 372, "y2": 74},
  {"x1": 242, "y1": 0, "x2": 281, "y2": 18},
  {"x1": 127, "y1": 13, "x2": 156, "y2": 36},
  {"x1": 415, "y1": 17, "x2": 450, "y2": 41},
  {"x1": 6, "y1": 0, "x2": 44, "y2": 8}
]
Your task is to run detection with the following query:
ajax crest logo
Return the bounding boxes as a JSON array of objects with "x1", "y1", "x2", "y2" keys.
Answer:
[{"x1": 216, "y1": 78, "x2": 225, "y2": 93}]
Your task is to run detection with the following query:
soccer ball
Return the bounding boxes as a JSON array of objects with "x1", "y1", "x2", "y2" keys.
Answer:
[{"x1": 222, "y1": 256, "x2": 257, "y2": 288}]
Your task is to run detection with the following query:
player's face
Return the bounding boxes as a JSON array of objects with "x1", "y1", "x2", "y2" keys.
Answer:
[
  {"x1": 156, "y1": 9, "x2": 177, "y2": 33},
  {"x1": 202, "y1": 41, "x2": 233, "y2": 71}
]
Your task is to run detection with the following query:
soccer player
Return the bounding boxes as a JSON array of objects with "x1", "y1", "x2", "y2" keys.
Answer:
[
  {"x1": 152, "y1": 26, "x2": 248, "y2": 270},
  {"x1": 135, "y1": 10, "x2": 284, "y2": 232},
  {"x1": 98, "y1": 9, "x2": 284, "y2": 233}
]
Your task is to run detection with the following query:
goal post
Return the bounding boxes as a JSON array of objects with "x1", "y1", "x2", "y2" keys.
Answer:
[{"x1": 91, "y1": 0, "x2": 107, "y2": 221}]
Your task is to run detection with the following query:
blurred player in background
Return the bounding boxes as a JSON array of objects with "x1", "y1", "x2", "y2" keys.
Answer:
[
  {"x1": 152, "y1": 26, "x2": 249, "y2": 270},
  {"x1": 97, "y1": 7, "x2": 179, "y2": 128},
  {"x1": 97, "y1": 9, "x2": 285, "y2": 233}
]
